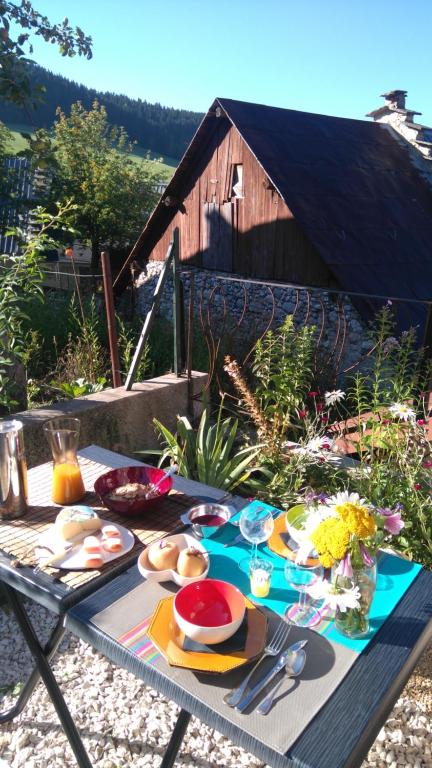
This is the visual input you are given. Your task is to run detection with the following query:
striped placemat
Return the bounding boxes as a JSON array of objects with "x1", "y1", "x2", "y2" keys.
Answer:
[{"x1": 118, "y1": 615, "x2": 161, "y2": 665}]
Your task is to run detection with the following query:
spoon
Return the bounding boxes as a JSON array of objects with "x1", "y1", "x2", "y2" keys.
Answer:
[
  {"x1": 257, "y1": 649, "x2": 306, "y2": 715},
  {"x1": 146, "y1": 464, "x2": 178, "y2": 498}
]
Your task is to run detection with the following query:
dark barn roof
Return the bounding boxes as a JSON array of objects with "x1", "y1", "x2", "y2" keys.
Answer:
[{"x1": 128, "y1": 97, "x2": 432, "y2": 311}]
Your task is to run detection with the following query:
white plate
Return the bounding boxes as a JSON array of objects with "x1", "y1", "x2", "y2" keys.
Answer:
[
  {"x1": 138, "y1": 533, "x2": 209, "y2": 586},
  {"x1": 36, "y1": 520, "x2": 135, "y2": 570}
]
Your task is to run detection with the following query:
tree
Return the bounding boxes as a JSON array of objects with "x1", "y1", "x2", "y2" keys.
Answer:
[
  {"x1": 0, "y1": 1, "x2": 92, "y2": 107},
  {"x1": 0, "y1": 118, "x2": 12, "y2": 191},
  {"x1": 0, "y1": 200, "x2": 77, "y2": 411},
  {"x1": 50, "y1": 100, "x2": 161, "y2": 272}
]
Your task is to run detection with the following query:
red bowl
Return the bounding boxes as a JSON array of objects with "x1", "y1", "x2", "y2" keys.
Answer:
[
  {"x1": 173, "y1": 579, "x2": 246, "y2": 644},
  {"x1": 94, "y1": 466, "x2": 172, "y2": 516}
]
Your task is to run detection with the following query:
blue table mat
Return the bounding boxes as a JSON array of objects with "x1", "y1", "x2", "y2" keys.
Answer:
[{"x1": 207, "y1": 500, "x2": 422, "y2": 653}]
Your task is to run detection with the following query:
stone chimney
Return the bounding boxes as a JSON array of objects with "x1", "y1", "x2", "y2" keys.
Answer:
[
  {"x1": 382, "y1": 89, "x2": 407, "y2": 110},
  {"x1": 367, "y1": 91, "x2": 432, "y2": 161}
]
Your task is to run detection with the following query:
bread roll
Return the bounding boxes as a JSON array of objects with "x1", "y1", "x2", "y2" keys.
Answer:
[
  {"x1": 176, "y1": 547, "x2": 207, "y2": 577},
  {"x1": 147, "y1": 540, "x2": 179, "y2": 570}
]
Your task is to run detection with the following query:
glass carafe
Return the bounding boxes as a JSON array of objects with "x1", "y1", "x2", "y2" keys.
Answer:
[{"x1": 43, "y1": 417, "x2": 85, "y2": 505}]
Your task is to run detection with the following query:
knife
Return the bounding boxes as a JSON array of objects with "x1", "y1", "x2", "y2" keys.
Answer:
[
  {"x1": 35, "y1": 530, "x2": 90, "y2": 571},
  {"x1": 234, "y1": 639, "x2": 308, "y2": 713},
  {"x1": 223, "y1": 532, "x2": 246, "y2": 548}
]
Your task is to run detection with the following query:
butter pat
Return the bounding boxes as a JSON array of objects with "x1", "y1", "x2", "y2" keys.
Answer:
[{"x1": 55, "y1": 505, "x2": 101, "y2": 541}]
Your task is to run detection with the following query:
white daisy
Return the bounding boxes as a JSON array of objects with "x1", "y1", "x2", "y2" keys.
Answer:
[
  {"x1": 326, "y1": 490, "x2": 368, "y2": 512},
  {"x1": 324, "y1": 389, "x2": 345, "y2": 406},
  {"x1": 389, "y1": 402, "x2": 416, "y2": 421},
  {"x1": 306, "y1": 578, "x2": 361, "y2": 612},
  {"x1": 305, "y1": 435, "x2": 335, "y2": 453}
]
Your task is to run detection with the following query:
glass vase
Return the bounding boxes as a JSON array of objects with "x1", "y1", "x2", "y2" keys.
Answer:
[{"x1": 331, "y1": 558, "x2": 377, "y2": 639}]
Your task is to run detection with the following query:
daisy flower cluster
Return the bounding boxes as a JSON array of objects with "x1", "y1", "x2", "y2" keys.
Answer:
[
  {"x1": 295, "y1": 491, "x2": 404, "y2": 570},
  {"x1": 294, "y1": 491, "x2": 404, "y2": 613}
]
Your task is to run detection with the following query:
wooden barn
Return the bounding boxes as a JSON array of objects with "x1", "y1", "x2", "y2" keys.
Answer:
[{"x1": 126, "y1": 97, "x2": 432, "y2": 314}]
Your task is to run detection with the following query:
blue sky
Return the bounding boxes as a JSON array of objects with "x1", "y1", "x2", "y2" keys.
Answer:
[{"x1": 25, "y1": 0, "x2": 432, "y2": 124}]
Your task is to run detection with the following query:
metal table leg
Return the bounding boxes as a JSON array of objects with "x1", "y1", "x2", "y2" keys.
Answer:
[
  {"x1": 0, "y1": 613, "x2": 65, "y2": 723},
  {"x1": 0, "y1": 584, "x2": 93, "y2": 768},
  {"x1": 160, "y1": 709, "x2": 191, "y2": 768}
]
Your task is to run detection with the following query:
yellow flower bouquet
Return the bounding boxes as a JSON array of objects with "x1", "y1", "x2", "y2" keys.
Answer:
[{"x1": 295, "y1": 491, "x2": 404, "y2": 637}]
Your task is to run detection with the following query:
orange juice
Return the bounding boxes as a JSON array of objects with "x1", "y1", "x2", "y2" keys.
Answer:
[
  {"x1": 52, "y1": 462, "x2": 85, "y2": 505},
  {"x1": 250, "y1": 568, "x2": 271, "y2": 598}
]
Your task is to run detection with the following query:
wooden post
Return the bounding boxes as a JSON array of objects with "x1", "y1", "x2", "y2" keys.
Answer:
[
  {"x1": 124, "y1": 239, "x2": 175, "y2": 390},
  {"x1": 101, "y1": 251, "x2": 122, "y2": 388},
  {"x1": 172, "y1": 227, "x2": 183, "y2": 376}
]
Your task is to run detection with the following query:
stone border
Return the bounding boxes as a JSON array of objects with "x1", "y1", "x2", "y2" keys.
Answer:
[{"x1": 13, "y1": 372, "x2": 207, "y2": 469}]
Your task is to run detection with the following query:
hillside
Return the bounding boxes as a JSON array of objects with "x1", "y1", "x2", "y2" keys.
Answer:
[
  {"x1": 0, "y1": 64, "x2": 203, "y2": 161},
  {"x1": 5, "y1": 123, "x2": 176, "y2": 179}
]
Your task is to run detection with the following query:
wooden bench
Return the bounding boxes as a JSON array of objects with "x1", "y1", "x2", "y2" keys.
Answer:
[{"x1": 329, "y1": 393, "x2": 432, "y2": 456}]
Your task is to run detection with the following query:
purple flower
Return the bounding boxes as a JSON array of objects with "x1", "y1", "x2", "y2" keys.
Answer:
[
  {"x1": 360, "y1": 543, "x2": 374, "y2": 567},
  {"x1": 336, "y1": 553, "x2": 353, "y2": 578},
  {"x1": 377, "y1": 507, "x2": 404, "y2": 535},
  {"x1": 304, "y1": 490, "x2": 329, "y2": 505}
]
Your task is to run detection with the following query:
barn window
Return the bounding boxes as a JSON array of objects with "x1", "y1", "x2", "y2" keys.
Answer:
[{"x1": 231, "y1": 164, "x2": 244, "y2": 198}]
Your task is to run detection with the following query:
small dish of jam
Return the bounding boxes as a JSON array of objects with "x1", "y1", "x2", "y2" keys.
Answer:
[{"x1": 185, "y1": 504, "x2": 231, "y2": 539}]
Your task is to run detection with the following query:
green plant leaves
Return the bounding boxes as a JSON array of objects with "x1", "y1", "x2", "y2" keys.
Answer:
[{"x1": 145, "y1": 405, "x2": 261, "y2": 492}]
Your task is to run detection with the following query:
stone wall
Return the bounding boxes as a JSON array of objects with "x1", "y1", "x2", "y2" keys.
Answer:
[
  {"x1": 14, "y1": 371, "x2": 207, "y2": 468},
  {"x1": 136, "y1": 263, "x2": 372, "y2": 378}
]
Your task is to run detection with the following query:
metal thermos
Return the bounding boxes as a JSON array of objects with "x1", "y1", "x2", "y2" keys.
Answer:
[{"x1": 0, "y1": 420, "x2": 28, "y2": 519}]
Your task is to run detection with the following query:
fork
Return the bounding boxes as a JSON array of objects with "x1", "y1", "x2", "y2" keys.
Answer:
[{"x1": 223, "y1": 620, "x2": 292, "y2": 707}]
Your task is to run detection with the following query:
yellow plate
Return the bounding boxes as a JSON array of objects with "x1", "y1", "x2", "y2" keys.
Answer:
[
  {"x1": 268, "y1": 511, "x2": 320, "y2": 567},
  {"x1": 147, "y1": 595, "x2": 267, "y2": 673}
]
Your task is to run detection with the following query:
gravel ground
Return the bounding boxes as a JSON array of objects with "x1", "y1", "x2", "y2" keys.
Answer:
[{"x1": 0, "y1": 601, "x2": 430, "y2": 768}]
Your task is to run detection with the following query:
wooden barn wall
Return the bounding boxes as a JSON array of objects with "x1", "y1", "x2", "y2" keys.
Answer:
[{"x1": 149, "y1": 120, "x2": 333, "y2": 287}]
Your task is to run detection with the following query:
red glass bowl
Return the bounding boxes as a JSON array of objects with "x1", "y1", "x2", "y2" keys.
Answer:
[
  {"x1": 173, "y1": 579, "x2": 246, "y2": 644},
  {"x1": 94, "y1": 466, "x2": 172, "y2": 516}
]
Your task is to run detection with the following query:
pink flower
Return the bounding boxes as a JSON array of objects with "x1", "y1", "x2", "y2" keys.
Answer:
[
  {"x1": 414, "y1": 483, "x2": 422, "y2": 491},
  {"x1": 316, "y1": 402, "x2": 324, "y2": 412},
  {"x1": 382, "y1": 419, "x2": 391, "y2": 425},
  {"x1": 423, "y1": 461, "x2": 432, "y2": 469},
  {"x1": 308, "y1": 391, "x2": 319, "y2": 398},
  {"x1": 384, "y1": 514, "x2": 404, "y2": 534},
  {"x1": 417, "y1": 419, "x2": 426, "y2": 426},
  {"x1": 360, "y1": 543, "x2": 374, "y2": 567},
  {"x1": 336, "y1": 553, "x2": 353, "y2": 578},
  {"x1": 298, "y1": 409, "x2": 307, "y2": 419},
  {"x1": 378, "y1": 507, "x2": 404, "y2": 535},
  {"x1": 321, "y1": 415, "x2": 329, "y2": 423}
]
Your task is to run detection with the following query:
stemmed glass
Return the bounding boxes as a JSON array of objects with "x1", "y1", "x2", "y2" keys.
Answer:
[
  {"x1": 239, "y1": 505, "x2": 274, "y2": 571},
  {"x1": 284, "y1": 560, "x2": 324, "y2": 627}
]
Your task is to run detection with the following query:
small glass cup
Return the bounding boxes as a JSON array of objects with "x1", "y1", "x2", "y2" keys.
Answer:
[
  {"x1": 284, "y1": 560, "x2": 324, "y2": 627},
  {"x1": 249, "y1": 557, "x2": 274, "y2": 598},
  {"x1": 43, "y1": 417, "x2": 85, "y2": 505}
]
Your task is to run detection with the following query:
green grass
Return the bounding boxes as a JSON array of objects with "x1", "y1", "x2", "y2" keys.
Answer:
[
  {"x1": 4, "y1": 122, "x2": 176, "y2": 179},
  {"x1": 4, "y1": 123, "x2": 34, "y2": 153},
  {"x1": 129, "y1": 143, "x2": 178, "y2": 170}
]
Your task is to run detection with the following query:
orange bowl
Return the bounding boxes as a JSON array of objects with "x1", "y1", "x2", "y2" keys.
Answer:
[{"x1": 94, "y1": 466, "x2": 172, "y2": 516}]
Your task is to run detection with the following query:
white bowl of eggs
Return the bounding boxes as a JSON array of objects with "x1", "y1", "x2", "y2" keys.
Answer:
[{"x1": 138, "y1": 533, "x2": 209, "y2": 586}]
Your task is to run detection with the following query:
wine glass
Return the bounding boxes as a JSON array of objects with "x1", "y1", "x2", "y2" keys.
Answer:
[
  {"x1": 284, "y1": 559, "x2": 324, "y2": 627},
  {"x1": 239, "y1": 505, "x2": 274, "y2": 570}
]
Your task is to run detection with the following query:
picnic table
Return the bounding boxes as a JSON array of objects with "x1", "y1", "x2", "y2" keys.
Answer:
[{"x1": 1, "y1": 445, "x2": 431, "y2": 768}]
